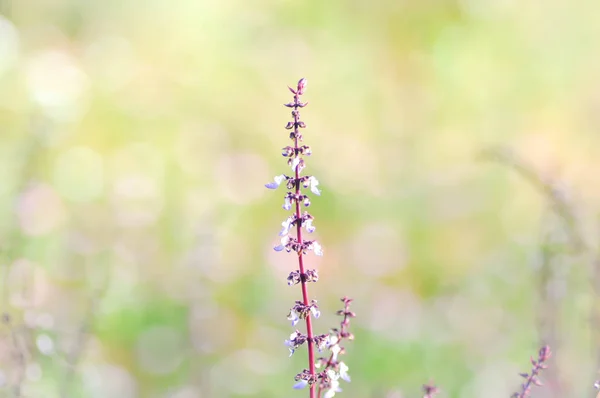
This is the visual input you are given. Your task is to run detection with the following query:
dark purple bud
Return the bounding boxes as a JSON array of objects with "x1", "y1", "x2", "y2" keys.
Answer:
[
  {"x1": 297, "y1": 78, "x2": 307, "y2": 95},
  {"x1": 285, "y1": 121, "x2": 294, "y2": 129}
]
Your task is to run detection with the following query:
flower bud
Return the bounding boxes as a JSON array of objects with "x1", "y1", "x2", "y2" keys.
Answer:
[{"x1": 297, "y1": 78, "x2": 307, "y2": 95}]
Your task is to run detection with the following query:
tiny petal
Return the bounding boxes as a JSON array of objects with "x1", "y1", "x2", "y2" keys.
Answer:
[
  {"x1": 327, "y1": 369, "x2": 338, "y2": 380},
  {"x1": 331, "y1": 344, "x2": 341, "y2": 361},
  {"x1": 304, "y1": 219, "x2": 315, "y2": 233},
  {"x1": 279, "y1": 217, "x2": 294, "y2": 236},
  {"x1": 282, "y1": 146, "x2": 294, "y2": 156},
  {"x1": 293, "y1": 380, "x2": 308, "y2": 390},
  {"x1": 324, "y1": 386, "x2": 342, "y2": 398},
  {"x1": 309, "y1": 177, "x2": 321, "y2": 196},
  {"x1": 287, "y1": 311, "x2": 300, "y2": 326},
  {"x1": 339, "y1": 362, "x2": 351, "y2": 382},
  {"x1": 266, "y1": 175, "x2": 286, "y2": 189},
  {"x1": 310, "y1": 306, "x2": 321, "y2": 319},
  {"x1": 327, "y1": 335, "x2": 339, "y2": 347},
  {"x1": 323, "y1": 390, "x2": 336, "y2": 398},
  {"x1": 275, "y1": 236, "x2": 290, "y2": 251},
  {"x1": 313, "y1": 241, "x2": 324, "y2": 256},
  {"x1": 290, "y1": 157, "x2": 300, "y2": 171},
  {"x1": 283, "y1": 197, "x2": 292, "y2": 211}
]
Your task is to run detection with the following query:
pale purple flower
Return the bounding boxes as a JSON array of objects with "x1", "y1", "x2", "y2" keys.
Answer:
[
  {"x1": 304, "y1": 219, "x2": 315, "y2": 233},
  {"x1": 285, "y1": 331, "x2": 300, "y2": 356},
  {"x1": 310, "y1": 305, "x2": 321, "y2": 319},
  {"x1": 279, "y1": 216, "x2": 295, "y2": 236},
  {"x1": 283, "y1": 196, "x2": 292, "y2": 210},
  {"x1": 287, "y1": 310, "x2": 300, "y2": 326},
  {"x1": 265, "y1": 174, "x2": 287, "y2": 189},
  {"x1": 274, "y1": 235, "x2": 290, "y2": 252},
  {"x1": 293, "y1": 380, "x2": 308, "y2": 390}
]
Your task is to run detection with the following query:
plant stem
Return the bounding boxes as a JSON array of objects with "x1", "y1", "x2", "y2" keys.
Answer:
[{"x1": 293, "y1": 92, "x2": 316, "y2": 398}]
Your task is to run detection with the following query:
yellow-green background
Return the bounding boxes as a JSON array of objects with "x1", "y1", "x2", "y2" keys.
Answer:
[{"x1": 0, "y1": 1, "x2": 599, "y2": 397}]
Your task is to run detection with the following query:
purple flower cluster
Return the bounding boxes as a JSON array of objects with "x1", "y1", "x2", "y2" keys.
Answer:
[{"x1": 265, "y1": 79, "x2": 354, "y2": 398}]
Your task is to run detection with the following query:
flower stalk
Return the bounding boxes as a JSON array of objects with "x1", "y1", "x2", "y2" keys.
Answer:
[
  {"x1": 511, "y1": 345, "x2": 552, "y2": 398},
  {"x1": 266, "y1": 78, "x2": 353, "y2": 398}
]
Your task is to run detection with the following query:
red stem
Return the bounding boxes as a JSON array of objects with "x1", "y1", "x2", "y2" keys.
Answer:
[{"x1": 293, "y1": 93, "x2": 316, "y2": 398}]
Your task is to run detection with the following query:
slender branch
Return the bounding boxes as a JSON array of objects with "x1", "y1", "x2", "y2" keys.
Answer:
[{"x1": 512, "y1": 345, "x2": 552, "y2": 397}]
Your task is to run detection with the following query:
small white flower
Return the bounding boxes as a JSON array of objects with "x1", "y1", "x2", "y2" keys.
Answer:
[
  {"x1": 290, "y1": 157, "x2": 301, "y2": 171},
  {"x1": 324, "y1": 370, "x2": 342, "y2": 398},
  {"x1": 327, "y1": 335, "x2": 339, "y2": 347},
  {"x1": 310, "y1": 306, "x2": 321, "y2": 319},
  {"x1": 339, "y1": 362, "x2": 351, "y2": 382},
  {"x1": 330, "y1": 344, "x2": 341, "y2": 361},
  {"x1": 284, "y1": 332, "x2": 298, "y2": 356},
  {"x1": 304, "y1": 219, "x2": 315, "y2": 233},
  {"x1": 293, "y1": 380, "x2": 308, "y2": 390},
  {"x1": 309, "y1": 176, "x2": 321, "y2": 196},
  {"x1": 265, "y1": 174, "x2": 287, "y2": 189},
  {"x1": 279, "y1": 216, "x2": 294, "y2": 236},
  {"x1": 287, "y1": 310, "x2": 300, "y2": 326},
  {"x1": 323, "y1": 388, "x2": 337, "y2": 398},
  {"x1": 285, "y1": 331, "x2": 298, "y2": 344},
  {"x1": 283, "y1": 196, "x2": 292, "y2": 210},
  {"x1": 327, "y1": 369, "x2": 339, "y2": 380},
  {"x1": 274, "y1": 235, "x2": 290, "y2": 252},
  {"x1": 312, "y1": 241, "x2": 323, "y2": 256}
]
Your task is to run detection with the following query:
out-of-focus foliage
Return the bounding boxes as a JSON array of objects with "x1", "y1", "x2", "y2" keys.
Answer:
[{"x1": 0, "y1": 0, "x2": 599, "y2": 397}]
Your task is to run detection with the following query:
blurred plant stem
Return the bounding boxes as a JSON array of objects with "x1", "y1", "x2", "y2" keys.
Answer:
[{"x1": 482, "y1": 146, "x2": 594, "y2": 396}]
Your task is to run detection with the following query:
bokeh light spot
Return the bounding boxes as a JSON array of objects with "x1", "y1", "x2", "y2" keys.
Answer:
[{"x1": 53, "y1": 146, "x2": 104, "y2": 203}]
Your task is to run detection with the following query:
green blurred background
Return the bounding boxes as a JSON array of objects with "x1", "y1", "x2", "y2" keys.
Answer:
[{"x1": 1, "y1": 0, "x2": 600, "y2": 397}]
